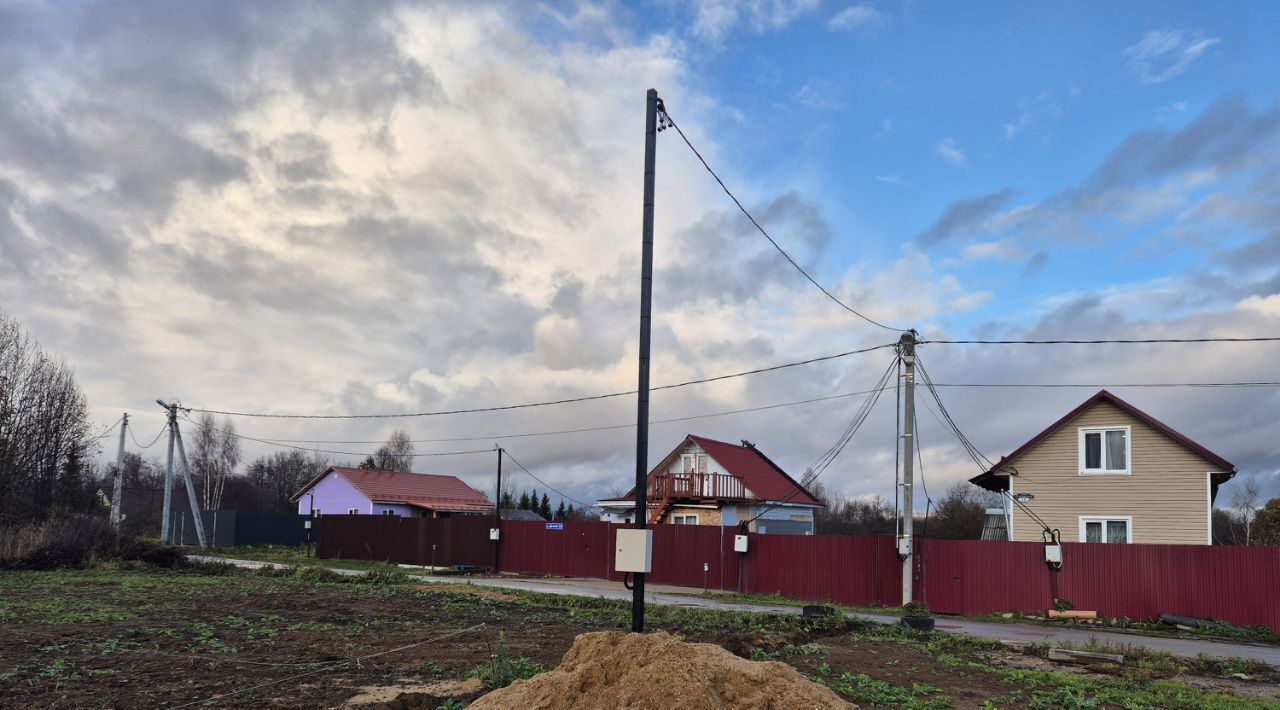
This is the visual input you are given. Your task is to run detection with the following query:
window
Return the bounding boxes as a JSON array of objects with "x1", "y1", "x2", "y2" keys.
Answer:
[
  {"x1": 672, "y1": 514, "x2": 698, "y2": 525},
  {"x1": 348, "y1": 508, "x2": 359, "y2": 515},
  {"x1": 313, "y1": 509, "x2": 322, "y2": 517},
  {"x1": 381, "y1": 510, "x2": 395, "y2": 516},
  {"x1": 1079, "y1": 426, "x2": 1129, "y2": 474},
  {"x1": 680, "y1": 453, "x2": 709, "y2": 473},
  {"x1": 1079, "y1": 516, "x2": 1131, "y2": 543}
]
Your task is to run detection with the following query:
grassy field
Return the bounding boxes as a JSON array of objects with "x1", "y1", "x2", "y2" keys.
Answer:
[{"x1": 1, "y1": 560, "x2": 1278, "y2": 708}]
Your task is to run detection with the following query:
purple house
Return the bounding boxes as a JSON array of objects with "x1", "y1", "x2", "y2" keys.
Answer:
[{"x1": 290, "y1": 467, "x2": 494, "y2": 518}]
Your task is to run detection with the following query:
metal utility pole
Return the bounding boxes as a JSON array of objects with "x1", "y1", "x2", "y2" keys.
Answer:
[
  {"x1": 632, "y1": 87, "x2": 662, "y2": 633},
  {"x1": 161, "y1": 406, "x2": 176, "y2": 543},
  {"x1": 493, "y1": 447, "x2": 503, "y2": 573},
  {"x1": 110, "y1": 413, "x2": 128, "y2": 529},
  {"x1": 898, "y1": 331, "x2": 917, "y2": 605}
]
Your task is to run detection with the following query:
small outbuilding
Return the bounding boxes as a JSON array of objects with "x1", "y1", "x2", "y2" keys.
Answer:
[{"x1": 291, "y1": 467, "x2": 494, "y2": 518}]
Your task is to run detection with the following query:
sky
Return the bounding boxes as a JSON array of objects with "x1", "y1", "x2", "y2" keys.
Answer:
[{"x1": 2, "y1": 0, "x2": 1279, "y2": 512}]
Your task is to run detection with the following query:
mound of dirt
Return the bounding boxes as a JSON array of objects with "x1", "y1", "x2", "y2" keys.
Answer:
[{"x1": 469, "y1": 631, "x2": 854, "y2": 710}]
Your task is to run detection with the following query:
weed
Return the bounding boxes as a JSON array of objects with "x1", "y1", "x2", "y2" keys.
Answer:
[
  {"x1": 816, "y1": 665, "x2": 951, "y2": 708},
  {"x1": 436, "y1": 699, "x2": 465, "y2": 710},
  {"x1": 471, "y1": 632, "x2": 546, "y2": 690}
]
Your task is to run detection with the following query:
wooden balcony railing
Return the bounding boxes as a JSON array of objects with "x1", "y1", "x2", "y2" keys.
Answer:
[{"x1": 648, "y1": 472, "x2": 750, "y2": 502}]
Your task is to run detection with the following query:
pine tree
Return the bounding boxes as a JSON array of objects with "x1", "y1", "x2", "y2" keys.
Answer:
[
  {"x1": 518, "y1": 491, "x2": 530, "y2": 510},
  {"x1": 499, "y1": 491, "x2": 514, "y2": 510},
  {"x1": 555, "y1": 501, "x2": 566, "y2": 521},
  {"x1": 539, "y1": 493, "x2": 552, "y2": 520},
  {"x1": 566, "y1": 504, "x2": 577, "y2": 520},
  {"x1": 359, "y1": 455, "x2": 376, "y2": 470}
]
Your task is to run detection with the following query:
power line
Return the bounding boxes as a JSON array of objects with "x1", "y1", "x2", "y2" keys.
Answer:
[
  {"x1": 86, "y1": 416, "x2": 124, "y2": 442},
  {"x1": 660, "y1": 106, "x2": 906, "y2": 333},
  {"x1": 178, "y1": 414, "x2": 493, "y2": 460},
  {"x1": 184, "y1": 341, "x2": 898, "y2": 420},
  {"x1": 921, "y1": 337, "x2": 1280, "y2": 345},
  {"x1": 129, "y1": 423, "x2": 168, "y2": 449},
  {"x1": 500, "y1": 448, "x2": 602, "y2": 511},
  {"x1": 932, "y1": 381, "x2": 1280, "y2": 389},
  {"x1": 210, "y1": 386, "x2": 899, "y2": 446},
  {"x1": 742, "y1": 355, "x2": 899, "y2": 527}
]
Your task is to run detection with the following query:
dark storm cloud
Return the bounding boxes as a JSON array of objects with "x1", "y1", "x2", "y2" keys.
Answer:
[{"x1": 913, "y1": 188, "x2": 1015, "y2": 245}]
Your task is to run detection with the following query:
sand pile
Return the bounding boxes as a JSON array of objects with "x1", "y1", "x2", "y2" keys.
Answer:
[{"x1": 469, "y1": 631, "x2": 853, "y2": 710}]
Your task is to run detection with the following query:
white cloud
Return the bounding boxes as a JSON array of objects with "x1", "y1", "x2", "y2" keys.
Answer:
[
  {"x1": 692, "y1": 0, "x2": 821, "y2": 45},
  {"x1": 827, "y1": 4, "x2": 887, "y2": 31},
  {"x1": 935, "y1": 137, "x2": 967, "y2": 167},
  {"x1": 874, "y1": 174, "x2": 908, "y2": 187},
  {"x1": 795, "y1": 78, "x2": 842, "y2": 111},
  {"x1": 1123, "y1": 29, "x2": 1221, "y2": 85}
]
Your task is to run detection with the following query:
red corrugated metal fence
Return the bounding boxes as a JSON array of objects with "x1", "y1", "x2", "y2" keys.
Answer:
[{"x1": 319, "y1": 517, "x2": 1280, "y2": 632}]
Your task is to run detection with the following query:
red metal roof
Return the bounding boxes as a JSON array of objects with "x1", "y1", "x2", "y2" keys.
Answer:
[
  {"x1": 605, "y1": 435, "x2": 821, "y2": 507},
  {"x1": 292, "y1": 467, "x2": 494, "y2": 513},
  {"x1": 971, "y1": 390, "x2": 1237, "y2": 491}
]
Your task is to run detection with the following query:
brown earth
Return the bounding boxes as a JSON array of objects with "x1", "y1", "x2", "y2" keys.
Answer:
[
  {"x1": 0, "y1": 568, "x2": 1031, "y2": 708},
  {"x1": 470, "y1": 631, "x2": 853, "y2": 710}
]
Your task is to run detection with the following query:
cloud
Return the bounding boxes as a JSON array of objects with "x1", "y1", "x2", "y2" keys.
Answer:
[
  {"x1": 827, "y1": 5, "x2": 886, "y2": 32},
  {"x1": 875, "y1": 174, "x2": 908, "y2": 187},
  {"x1": 914, "y1": 188, "x2": 1015, "y2": 245},
  {"x1": 691, "y1": 0, "x2": 821, "y2": 44},
  {"x1": 935, "y1": 137, "x2": 967, "y2": 167},
  {"x1": 795, "y1": 79, "x2": 843, "y2": 111},
  {"x1": 1123, "y1": 29, "x2": 1221, "y2": 85}
]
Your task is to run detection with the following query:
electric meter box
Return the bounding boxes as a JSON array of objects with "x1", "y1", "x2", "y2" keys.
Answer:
[
  {"x1": 615, "y1": 529, "x2": 653, "y2": 573},
  {"x1": 1044, "y1": 544, "x2": 1062, "y2": 565},
  {"x1": 897, "y1": 537, "x2": 912, "y2": 558},
  {"x1": 489, "y1": 528, "x2": 500, "y2": 541},
  {"x1": 733, "y1": 534, "x2": 749, "y2": 553}
]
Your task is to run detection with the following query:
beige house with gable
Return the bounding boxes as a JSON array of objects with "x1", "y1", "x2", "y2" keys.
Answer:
[{"x1": 970, "y1": 390, "x2": 1237, "y2": 545}]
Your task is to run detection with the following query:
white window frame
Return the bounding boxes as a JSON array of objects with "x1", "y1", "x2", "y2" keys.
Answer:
[
  {"x1": 381, "y1": 509, "x2": 396, "y2": 516},
  {"x1": 313, "y1": 508, "x2": 322, "y2": 517},
  {"x1": 348, "y1": 508, "x2": 360, "y2": 515},
  {"x1": 672, "y1": 514, "x2": 699, "y2": 525},
  {"x1": 1078, "y1": 426, "x2": 1131, "y2": 475},
  {"x1": 1078, "y1": 515, "x2": 1133, "y2": 543}
]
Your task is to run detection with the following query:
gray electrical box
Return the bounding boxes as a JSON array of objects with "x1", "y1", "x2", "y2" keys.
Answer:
[
  {"x1": 615, "y1": 529, "x2": 653, "y2": 573},
  {"x1": 1045, "y1": 544, "x2": 1062, "y2": 565},
  {"x1": 733, "y1": 534, "x2": 749, "y2": 553}
]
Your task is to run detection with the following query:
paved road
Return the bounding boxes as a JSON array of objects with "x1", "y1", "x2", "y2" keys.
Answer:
[{"x1": 190, "y1": 555, "x2": 1280, "y2": 666}]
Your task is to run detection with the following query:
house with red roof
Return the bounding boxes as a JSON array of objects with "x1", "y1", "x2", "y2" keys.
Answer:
[
  {"x1": 290, "y1": 467, "x2": 494, "y2": 518},
  {"x1": 597, "y1": 435, "x2": 822, "y2": 534}
]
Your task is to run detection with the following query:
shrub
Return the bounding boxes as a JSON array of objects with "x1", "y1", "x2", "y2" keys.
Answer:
[
  {"x1": 472, "y1": 632, "x2": 546, "y2": 689},
  {"x1": 0, "y1": 517, "x2": 185, "y2": 570}
]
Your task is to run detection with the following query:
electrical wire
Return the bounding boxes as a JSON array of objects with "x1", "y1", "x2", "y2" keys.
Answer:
[
  {"x1": 185, "y1": 342, "x2": 899, "y2": 419},
  {"x1": 931, "y1": 381, "x2": 1280, "y2": 389},
  {"x1": 130, "y1": 423, "x2": 168, "y2": 449},
  {"x1": 921, "y1": 337, "x2": 1280, "y2": 345},
  {"x1": 211, "y1": 386, "x2": 898, "y2": 446},
  {"x1": 178, "y1": 414, "x2": 493, "y2": 460},
  {"x1": 501, "y1": 448, "x2": 602, "y2": 511},
  {"x1": 660, "y1": 105, "x2": 907, "y2": 333},
  {"x1": 85, "y1": 416, "x2": 124, "y2": 442},
  {"x1": 741, "y1": 355, "x2": 899, "y2": 527}
]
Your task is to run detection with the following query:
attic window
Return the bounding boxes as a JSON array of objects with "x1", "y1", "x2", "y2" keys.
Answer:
[{"x1": 1079, "y1": 427, "x2": 1129, "y2": 475}]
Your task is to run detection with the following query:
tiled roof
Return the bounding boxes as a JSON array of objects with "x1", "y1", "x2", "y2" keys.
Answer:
[
  {"x1": 292, "y1": 467, "x2": 494, "y2": 513},
  {"x1": 603, "y1": 435, "x2": 821, "y2": 507}
]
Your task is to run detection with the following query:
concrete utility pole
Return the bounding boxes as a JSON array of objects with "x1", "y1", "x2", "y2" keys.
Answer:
[
  {"x1": 898, "y1": 331, "x2": 917, "y2": 605},
  {"x1": 161, "y1": 404, "x2": 176, "y2": 543},
  {"x1": 632, "y1": 88, "x2": 662, "y2": 633},
  {"x1": 493, "y1": 446, "x2": 503, "y2": 573},
  {"x1": 157, "y1": 400, "x2": 208, "y2": 549},
  {"x1": 110, "y1": 413, "x2": 128, "y2": 529}
]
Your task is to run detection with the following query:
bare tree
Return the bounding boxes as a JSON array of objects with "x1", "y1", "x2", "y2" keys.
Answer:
[
  {"x1": 0, "y1": 313, "x2": 95, "y2": 523},
  {"x1": 373, "y1": 430, "x2": 414, "y2": 472},
  {"x1": 1231, "y1": 474, "x2": 1261, "y2": 545},
  {"x1": 191, "y1": 413, "x2": 241, "y2": 510},
  {"x1": 246, "y1": 450, "x2": 327, "y2": 513}
]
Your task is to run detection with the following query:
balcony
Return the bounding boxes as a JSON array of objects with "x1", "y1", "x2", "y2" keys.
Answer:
[{"x1": 648, "y1": 471, "x2": 751, "y2": 502}]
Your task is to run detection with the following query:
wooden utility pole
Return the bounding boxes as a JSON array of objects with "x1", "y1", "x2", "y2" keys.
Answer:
[
  {"x1": 632, "y1": 88, "x2": 662, "y2": 633},
  {"x1": 898, "y1": 332, "x2": 916, "y2": 605},
  {"x1": 110, "y1": 413, "x2": 127, "y2": 529}
]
